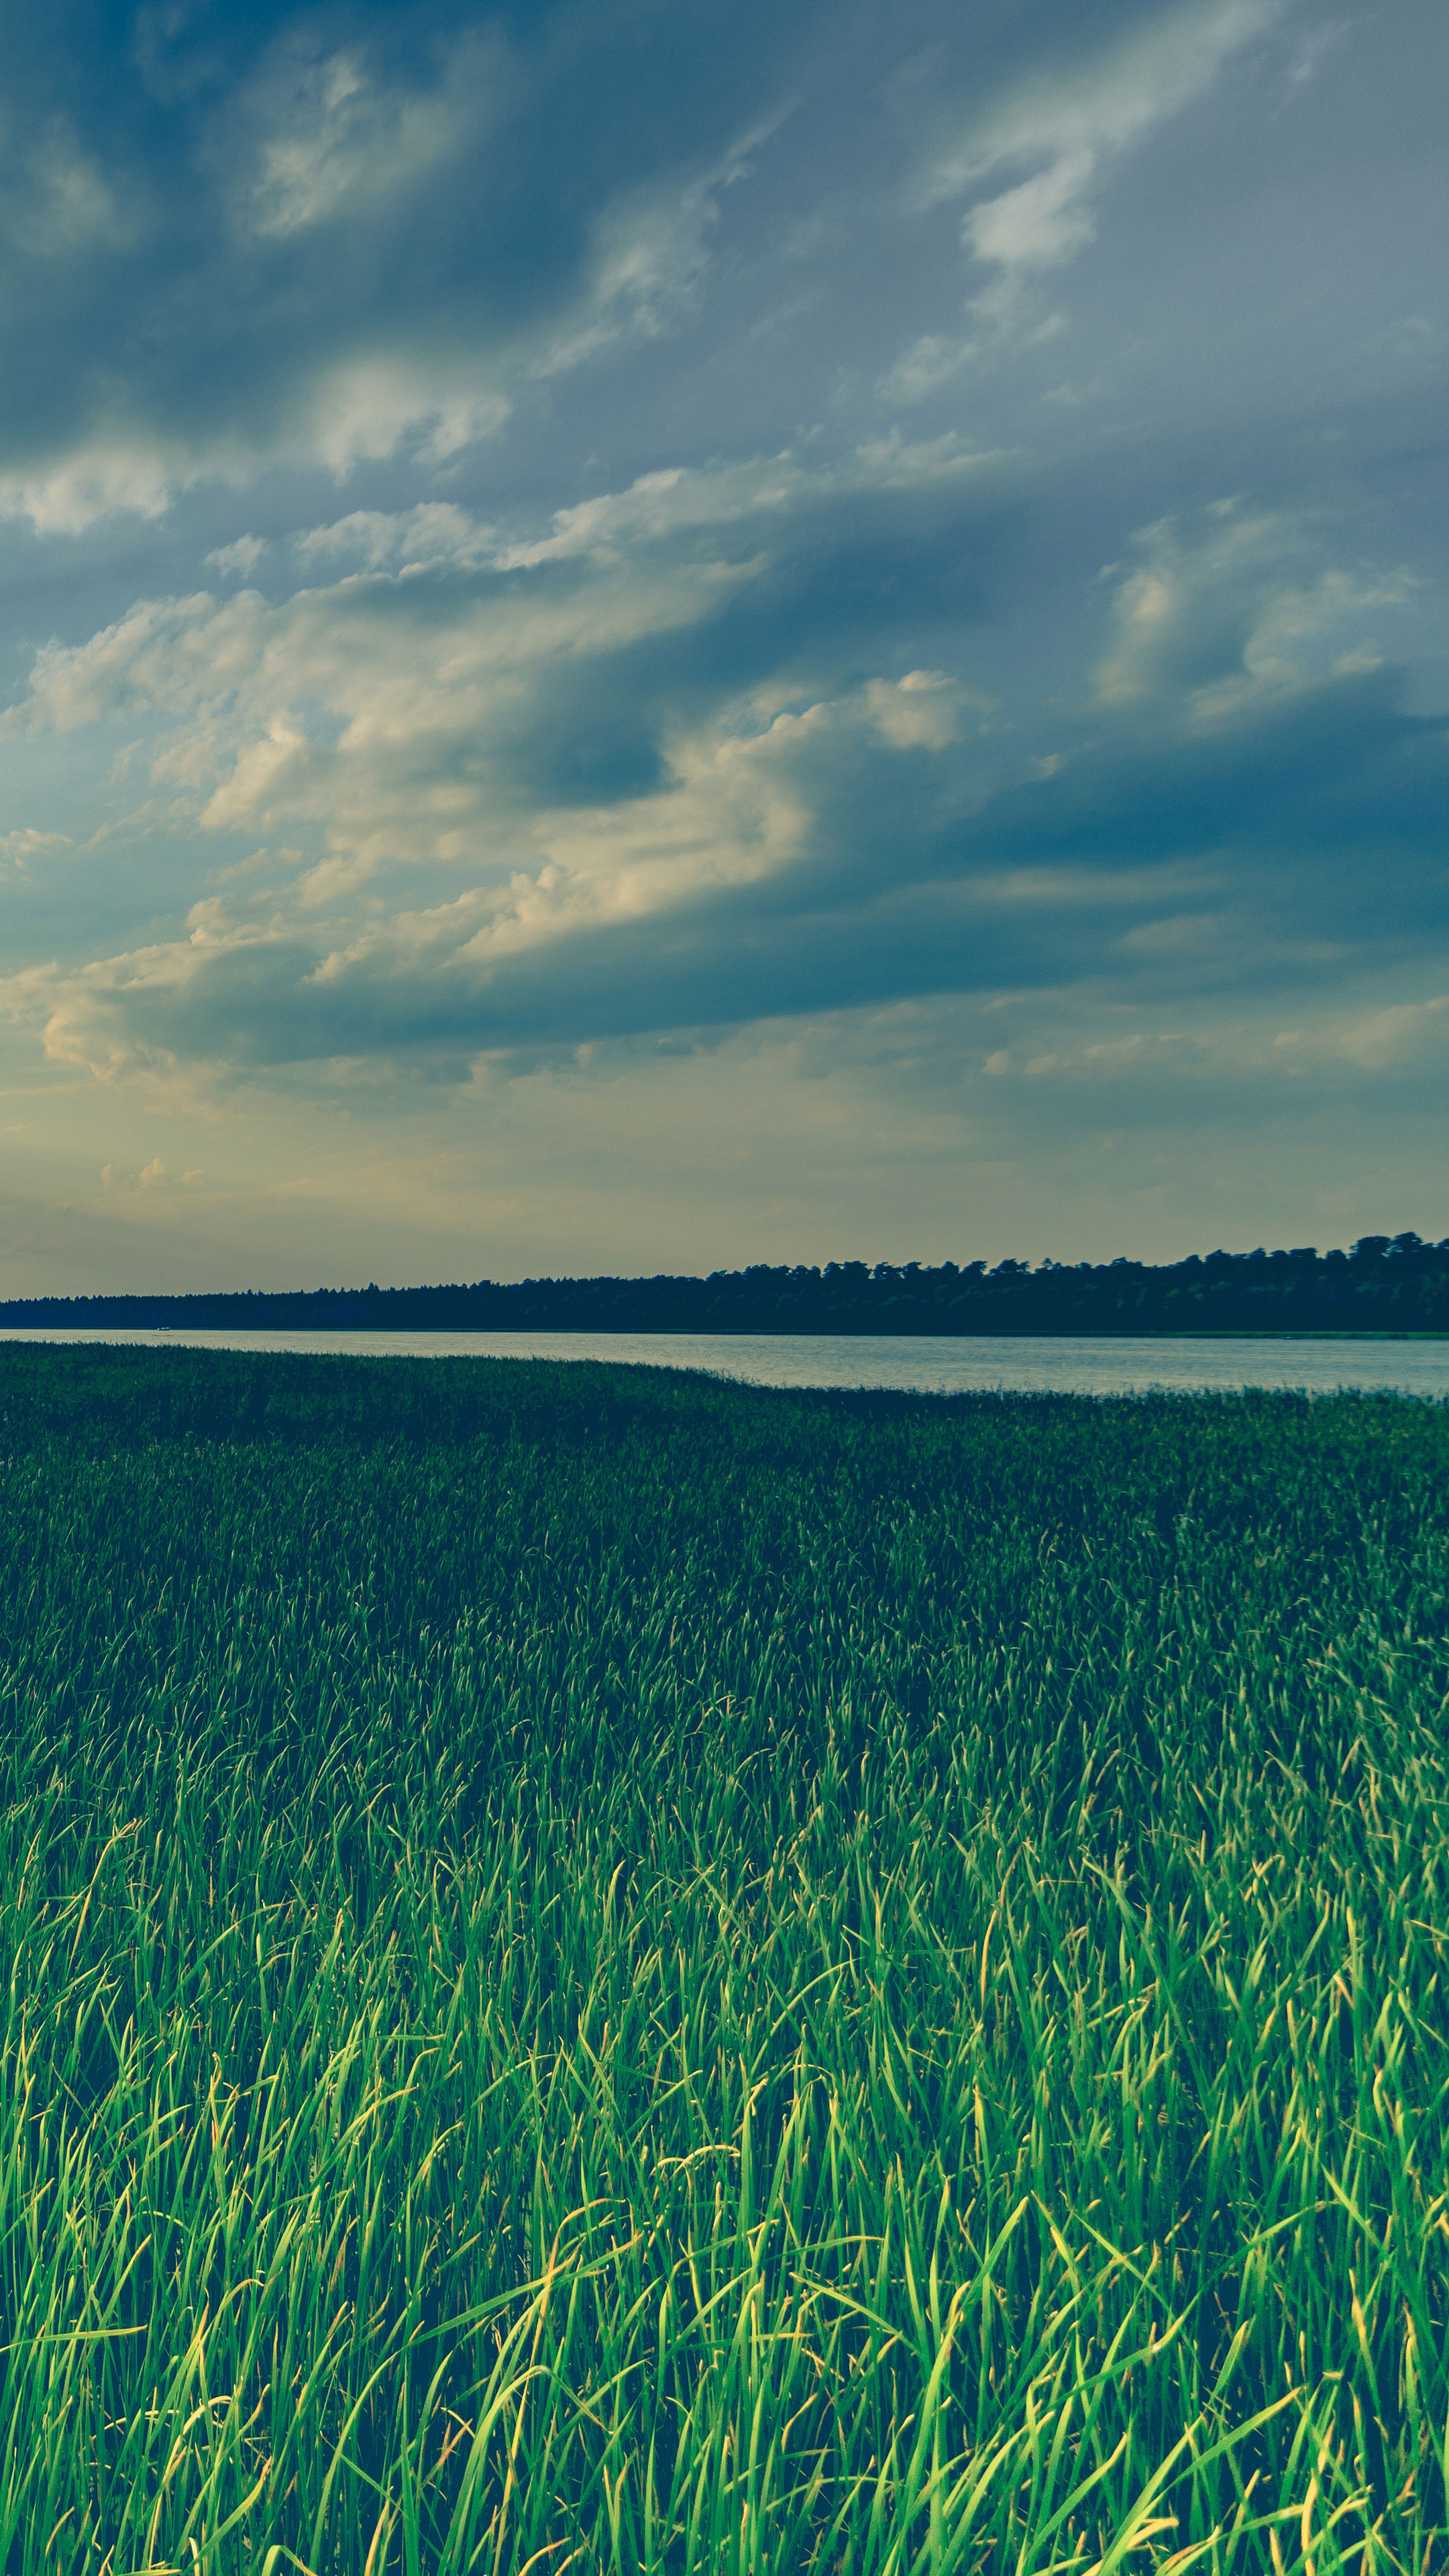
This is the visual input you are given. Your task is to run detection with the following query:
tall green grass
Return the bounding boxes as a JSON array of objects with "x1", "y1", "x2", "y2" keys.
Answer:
[{"x1": 0, "y1": 1346, "x2": 1444, "y2": 2575}]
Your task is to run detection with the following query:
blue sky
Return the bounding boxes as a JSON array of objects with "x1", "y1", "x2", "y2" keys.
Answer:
[{"x1": 0, "y1": 0, "x2": 1445, "y2": 1288}]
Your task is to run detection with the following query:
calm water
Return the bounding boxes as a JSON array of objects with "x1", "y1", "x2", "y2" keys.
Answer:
[{"x1": 2, "y1": 1326, "x2": 1448, "y2": 1396}]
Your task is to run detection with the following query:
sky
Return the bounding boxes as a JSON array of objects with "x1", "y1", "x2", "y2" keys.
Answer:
[{"x1": 0, "y1": 0, "x2": 1445, "y2": 1290}]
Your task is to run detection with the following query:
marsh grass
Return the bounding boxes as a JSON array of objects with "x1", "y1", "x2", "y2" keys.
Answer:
[{"x1": 0, "y1": 1347, "x2": 1445, "y2": 2574}]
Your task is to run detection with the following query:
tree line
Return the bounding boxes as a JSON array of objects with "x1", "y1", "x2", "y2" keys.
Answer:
[{"x1": 3, "y1": 1232, "x2": 1448, "y2": 1335}]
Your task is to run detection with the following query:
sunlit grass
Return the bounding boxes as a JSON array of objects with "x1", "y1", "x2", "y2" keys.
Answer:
[{"x1": 0, "y1": 1346, "x2": 1445, "y2": 2573}]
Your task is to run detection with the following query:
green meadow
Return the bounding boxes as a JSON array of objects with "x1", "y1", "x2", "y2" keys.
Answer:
[{"x1": 1, "y1": 1346, "x2": 1446, "y2": 2576}]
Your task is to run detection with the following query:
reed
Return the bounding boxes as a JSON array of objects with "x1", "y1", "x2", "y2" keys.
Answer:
[{"x1": 0, "y1": 1346, "x2": 1444, "y2": 2574}]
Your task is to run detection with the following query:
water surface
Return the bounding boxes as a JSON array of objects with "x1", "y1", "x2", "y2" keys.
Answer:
[{"x1": 3, "y1": 1326, "x2": 1446, "y2": 1396}]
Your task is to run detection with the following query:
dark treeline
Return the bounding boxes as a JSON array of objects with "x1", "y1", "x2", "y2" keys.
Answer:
[{"x1": 4, "y1": 1230, "x2": 1449, "y2": 1336}]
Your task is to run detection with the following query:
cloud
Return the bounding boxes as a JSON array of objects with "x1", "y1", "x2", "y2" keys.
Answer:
[
  {"x1": 1273, "y1": 994, "x2": 1449, "y2": 1074},
  {"x1": 863, "y1": 670, "x2": 961, "y2": 749},
  {"x1": 0, "y1": 827, "x2": 71, "y2": 863},
  {"x1": 0, "y1": 382, "x2": 515, "y2": 539},
  {"x1": 964, "y1": 152, "x2": 1098, "y2": 275},
  {"x1": 2, "y1": 429, "x2": 1439, "y2": 1104},
  {"x1": 1092, "y1": 502, "x2": 1417, "y2": 720},
  {"x1": 0, "y1": 0, "x2": 1443, "y2": 1277},
  {"x1": 2, "y1": 117, "x2": 138, "y2": 260},
  {"x1": 0, "y1": 443, "x2": 176, "y2": 537},
  {"x1": 100, "y1": 1157, "x2": 205, "y2": 1194},
  {"x1": 495, "y1": 437, "x2": 996, "y2": 569},
  {"x1": 206, "y1": 535, "x2": 267, "y2": 580},
  {"x1": 877, "y1": 334, "x2": 975, "y2": 405},
  {"x1": 0, "y1": 9, "x2": 790, "y2": 532},
  {"x1": 912, "y1": 0, "x2": 1287, "y2": 345},
  {"x1": 531, "y1": 106, "x2": 792, "y2": 378},
  {"x1": 4, "y1": 653, "x2": 1439, "y2": 1091},
  {"x1": 292, "y1": 504, "x2": 488, "y2": 572},
  {"x1": 492, "y1": 462, "x2": 794, "y2": 568},
  {"x1": 1285, "y1": 18, "x2": 1350, "y2": 89},
  {"x1": 227, "y1": 31, "x2": 503, "y2": 244},
  {"x1": 3, "y1": 435, "x2": 1008, "y2": 763}
]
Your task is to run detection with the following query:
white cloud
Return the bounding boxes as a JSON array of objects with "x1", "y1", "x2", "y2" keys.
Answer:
[
  {"x1": 963, "y1": 150, "x2": 1098, "y2": 274},
  {"x1": 3, "y1": 117, "x2": 138, "y2": 259},
  {"x1": 1092, "y1": 502, "x2": 1415, "y2": 720},
  {"x1": 3, "y1": 438, "x2": 1006, "y2": 784},
  {"x1": 100, "y1": 1155, "x2": 205, "y2": 1193},
  {"x1": 5, "y1": 592, "x2": 235, "y2": 734},
  {"x1": 0, "y1": 358, "x2": 513, "y2": 536},
  {"x1": 851, "y1": 429, "x2": 1002, "y2": 488},
  {"x1": 913, "y1": 0, "x2": 1286, "y2": 341},
  {"x1": 494, "y1": 460, "x2": 800, "y2": 568},
  {"x1": 0, "y1": 438, "x2": 1010, "y2": 1081},
  {"x1": 0, "y1": 441, "x2": 175, "y2": 537},
  {"x1": 0, "y1": 826, "x2": 71, "y2": 863},
  {"x1": 0, "y1": 80, "x2": 782, "y2": 535},
  {"x1": 292, "y1": 503, "x2": 488, "y2": 572},
  {"x1": 9, "y1": 435, "x2": 1415, "y2": 1105},
  {"x1": 876, "y1": 334, "x2": 973, "y2": 405},
  {"x1": 533, "y1": 110, "x2": 788, "y2": 380},
  {"x1": 0, "y1": 641, "x2": 1003, "y2": 1086},
  {"x1": 921, "y1": 0, "x2": 1284, "y2": 212},
  {"x1": 305, "y1": 359, "x2": 511, "y2": 480},
  {"x1": 231, "y1": 31, "x2": 504, "y2": 242},
  {"x1": 863, "y1": 670, "x2": 961, "y2": 750},
  {"x1": 206, "y1": 535, "x2": 267, "y2": 581},
  {"x1": 453, "y1": 438, "x2": 991, "y2": 571},
  {"x1": 411, "y1": 392, "x2": 513, "y2": 469},
  {"x1": 0, "y1": 704, "x2": 825, "y2": 1080},
  {"x1": 1274, "y1": 994, "x2": 1449, "y2": 1074},
  {"x1": 1285, "y1": 19, "x2": 1350, "y2": 89},
  {"x1": 561, "y1": 190, "x2": 714, "y2": 354},
  {"x1": 201, "y1": 714, "x2": 315, "y2": 833},
  {"x1": 0, "y1": 503, "x2": 793, "y2": 1073}
]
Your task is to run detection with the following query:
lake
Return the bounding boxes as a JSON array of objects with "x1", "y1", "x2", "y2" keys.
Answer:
[{"x1": 3, "y1": 1325, "x2": 1448, "y2": 1395}]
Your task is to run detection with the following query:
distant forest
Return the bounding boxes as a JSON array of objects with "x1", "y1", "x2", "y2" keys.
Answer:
[{"x1": 4, "y1": 1232, "x2": 1449, "y2": 1336}]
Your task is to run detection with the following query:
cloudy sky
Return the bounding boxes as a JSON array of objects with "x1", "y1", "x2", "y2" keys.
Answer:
[{"x1": 0, "y1": 0, "x2": 1444, "y2": 1289}]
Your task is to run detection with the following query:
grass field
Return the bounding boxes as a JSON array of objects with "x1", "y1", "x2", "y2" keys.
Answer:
[{"x1": 0, "y1": 1346, "x2": 1446, "y2": 2576}]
